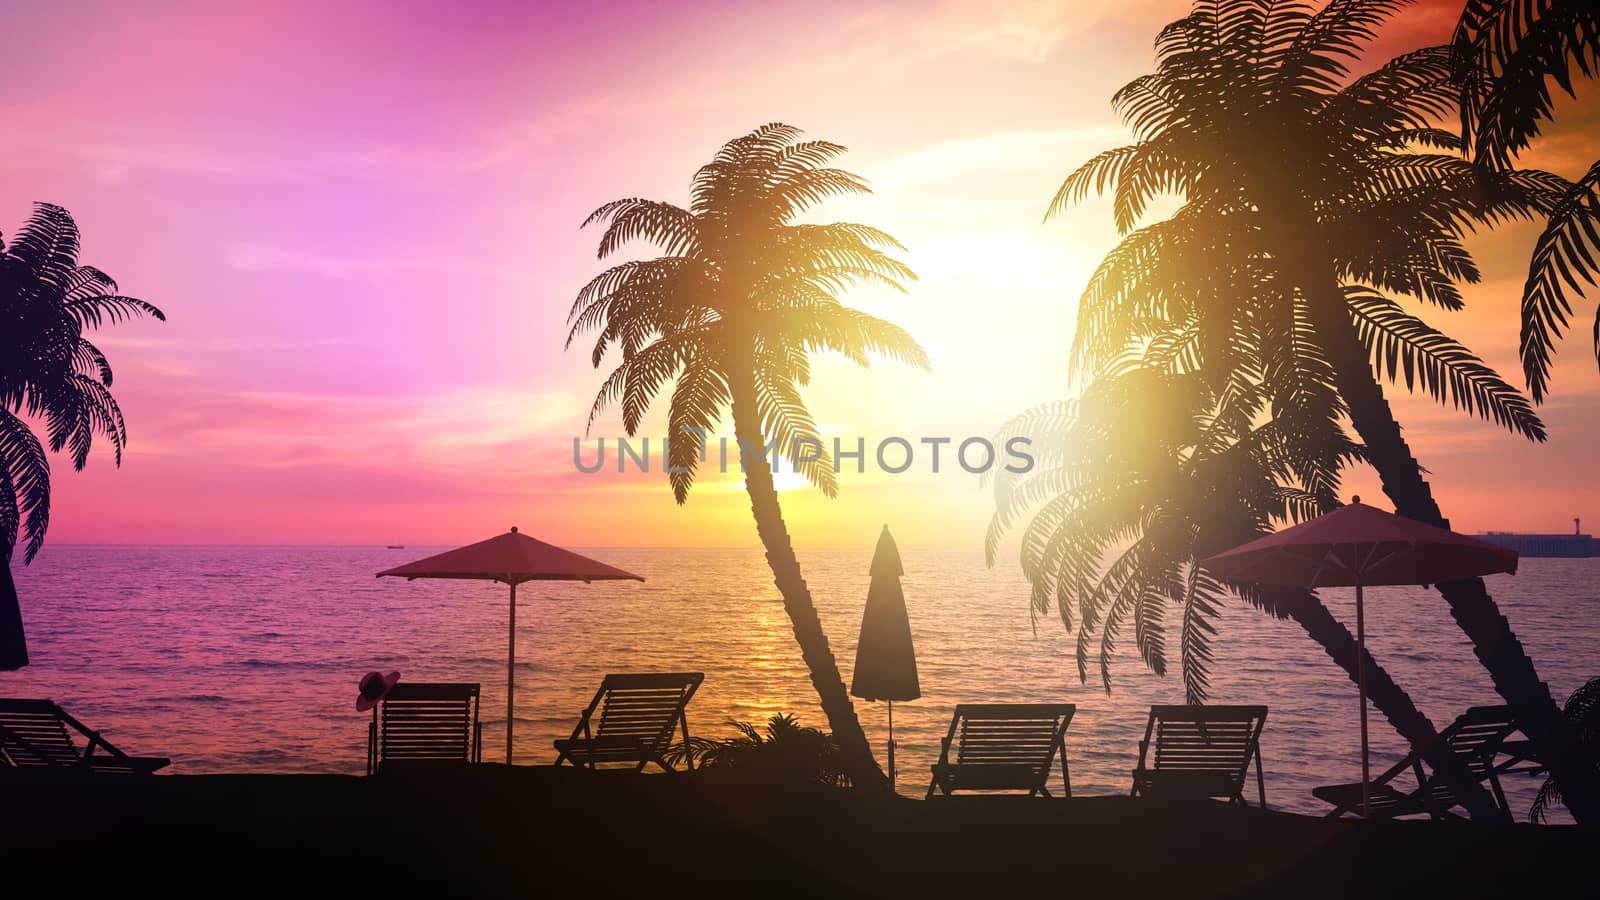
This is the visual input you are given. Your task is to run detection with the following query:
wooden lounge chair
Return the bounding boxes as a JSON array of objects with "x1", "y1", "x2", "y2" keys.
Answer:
[
  {"x1": 0, "y1": 699, "x2": 169, "y2": 774},
  {"x1": 926, "y1": 703, "x2": 1075, "y2": 798},
  {"x1": 554, "y1": 672, "x2": 703, "y2": 772},
  {"x1": 1311, "y1": 705, "x2": 1522, "y2": 820},
  {"x1": 367, "y1": 682, "x2": 482, "y2": 775},
  {"x1": 1131, "y1": 705, "x2": 1267, "y2": 807}
]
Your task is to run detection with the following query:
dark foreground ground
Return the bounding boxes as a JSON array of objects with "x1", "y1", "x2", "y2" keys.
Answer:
[{"x1": 0, "y1": 766, "x2": 1590, "y2": 898}]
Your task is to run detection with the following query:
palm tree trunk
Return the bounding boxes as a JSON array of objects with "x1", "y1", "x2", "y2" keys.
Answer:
[
  {"x1": 1301, "y1": 275, "x2": 1600, "y2": 823},
  {"x1": 1263, "y1": 588, "x2": 1502, "y2": 819},
  {"x1": 0, "y1": 561, "x2": 28, "y2": 670},
  {"x1": 726, "y1": 365, "x2": 889, "y2": 792}
]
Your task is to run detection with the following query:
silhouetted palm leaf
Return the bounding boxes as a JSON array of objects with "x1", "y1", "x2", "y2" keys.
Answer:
[
  {"x1": 1454, "y1": 0, "x2": 1600, "y2": 169},
  {"x1": 1530, "y1": 677, "x2": 1600, "y2": 822},
  {"x1": 987, "y1": 366, "x2": 1356, "y2": 701},
  {"x1": 1347, "y1": 287, "x2": 1545, "y2": 439},
  {"x1": 1453, "y1": 1, "x2": 1600, "y2": 398},
  {"x1": 0, "y1": 410, "x2": 50, "y2": 564},
  {"x1": 1519, "y1": 161, "x2": 1600, "y2": 401},
  {"x1": 572, "y1": 125, "x2": 922, "y2": 500},
  {"x1": 0, "y1": 203, "x2": 162, "y2": 564}
]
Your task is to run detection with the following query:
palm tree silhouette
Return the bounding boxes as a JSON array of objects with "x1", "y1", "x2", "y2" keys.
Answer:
[
  {"x1": 1050, "y1": 0, "x2": 1599, "y2": 820},
  {"x1": 1453, "y1": 0, "x2": 1600, "y2": 400},
  {"x1": 1530, "y1": 677, "x2": 1600, "y2": 822},
  {"x1": 989, "y1": 366, "x2": 1503, "y2": 818},
  {"x1": 570, "y1": 124, "x2": 926, "y2": 791},
  {"x1": 0, "y1": 203, "x2": 164, "y2": 670}
]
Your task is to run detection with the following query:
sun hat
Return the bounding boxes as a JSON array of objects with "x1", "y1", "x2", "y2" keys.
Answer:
[{"x1": 357, "y1": 670, "x2": 401, "y2": 712}]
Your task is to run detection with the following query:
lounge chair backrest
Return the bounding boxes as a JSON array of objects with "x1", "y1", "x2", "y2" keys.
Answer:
[
  {"x1": 1143, "y1": 704, "x2": 1267, "y2": 787},
  {"x1": 949, "y1": 703, "x2": 1074, "y2": 773},
  {"x1": 926, "y1": 703, "x2": 1075, "y2": 798},
  {"x1": 1434, "y1": 705, "x2": 1518, "y2": 779},
  {"x1": 0, "y1": 699, "x2": 83, "y2": 767},
  {"x1": 375, "y1": 682, "x2": 481, "y2": 771},
  {"x1": 1312, "y1": 705, "x2": 1523, "y2": 819},
  {"x1": 589, "y1": 673, "x2": 704, "y2": 751}
]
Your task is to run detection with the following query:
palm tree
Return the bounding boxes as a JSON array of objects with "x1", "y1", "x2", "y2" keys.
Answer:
[
  {"x1": 989, "y1": 365, "x2": 1503, "y2": 818},
  {"x1": 569, "y1": 124, "x2": 926, "y2": 791},
  {"x1": 1530, "y1": 677, "x2": 1600, "y2": 823},
  {"x1": 1048, "y1": 0, "x2": 1600, "y2": 820},
  {"x1": 0, "y1": 203, "x2": 164, "y2": 670},
  {"x1": 1452, "y1": 0, "x2": 1600, "y2": 401}
]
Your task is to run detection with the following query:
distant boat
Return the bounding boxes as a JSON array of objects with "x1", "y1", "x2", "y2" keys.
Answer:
[{"x1": 385, "y1": 544, "x2": 405, "y2": 550}]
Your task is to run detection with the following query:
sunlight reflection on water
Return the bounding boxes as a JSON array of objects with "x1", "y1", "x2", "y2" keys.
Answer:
[{"x1": 7, "y1": 546, "x2": 1596, "y2": 818}]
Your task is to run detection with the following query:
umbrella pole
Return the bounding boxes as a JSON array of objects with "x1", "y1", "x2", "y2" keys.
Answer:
[
  {"x1": 507, "y1": 581, "x2": 516, "y2": 765},
  {"x1": 1356, "y1": 576, "x2": 1369, "y2": 818},
  {"x1": 887, "y1": 700, "x2": 896, "y2": 789}
]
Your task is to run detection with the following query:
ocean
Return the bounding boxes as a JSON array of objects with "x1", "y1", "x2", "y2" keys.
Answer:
[{"x1": 5, "y1": 545, "x2": 1595, "y2": 817}]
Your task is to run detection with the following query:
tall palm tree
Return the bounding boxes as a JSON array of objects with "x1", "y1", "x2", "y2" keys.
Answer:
[
  {"x1": 989, "y1": 365, "x2": 1503, "y2": 818},
  {"x1": 1452, "y1": 0, "x2": 1600, "y2": 400},
  {"x1": 569, "y1": 124, "x2": 926, "y2": 791},
  {"x1": 0, "y1": 203, "x2": 164, "y2": 670},
  {"x1": 1049, "y1": 0, "x2": 1600, "y2": 820}
]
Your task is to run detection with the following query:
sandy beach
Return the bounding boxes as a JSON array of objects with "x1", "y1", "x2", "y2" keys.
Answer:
[{"x1": 3, "y1": 767, "x2": 1590, "y2": 897}]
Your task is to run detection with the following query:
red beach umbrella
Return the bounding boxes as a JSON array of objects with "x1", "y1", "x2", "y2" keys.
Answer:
[
  {"x1": 851, "y1": 525, "x2": 920, "y2": 787},
  {"x1": 377, "y1": 527, "x2": 643, "y2": 764},
  {"x1": 1201, "y1": 497, "x2": 1518, "y2": 816}
]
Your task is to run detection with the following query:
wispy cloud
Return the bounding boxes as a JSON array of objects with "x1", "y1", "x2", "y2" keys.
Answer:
[
  {"x1": 224, "y1": 243, "x2": 529, "y2": 282},
  {"x1": 94, "y1": 335, "x2": 357, "y2": 352},
  {"x1": 868, "y1": 126, "x2": 1127, "y2": 192},
  {"x1": 136, "y1": 384, "x2": 580, "y2": 472},
  {"x1": 844, "y1": 0, "x2": 1167, "y2": 65}
]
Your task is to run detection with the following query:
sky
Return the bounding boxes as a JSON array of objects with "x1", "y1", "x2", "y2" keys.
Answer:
[{"x1": 2, "y1": 0, "x2": 1597, "y2": 551}]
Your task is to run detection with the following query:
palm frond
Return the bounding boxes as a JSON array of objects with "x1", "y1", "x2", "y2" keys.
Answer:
[
  {"x1": 0, "y1": 410, "x2": 50, "y2": 563},
  {"x1": 1520, "y1": 160, "x2": 1600, "y2": 402},
  {"x1": 1347, "y1": 287, "x2": 1545, "y2": 440},
  {"x1": 666, "y1": 358, "x2": 728, "y2": 504},
  {"x1": 1530, "y1": 675, "x2": 1600, "y2": 823},
  {"x1": 63, "y1": 293, "x2": 166, "y2": 329},
  {"x1": 1455, "y1": 0, "x2": 1600, "y2": 168}
]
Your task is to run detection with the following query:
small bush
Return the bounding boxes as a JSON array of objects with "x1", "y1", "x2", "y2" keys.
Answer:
[{"x1": 667, "y1": 713, "x2": 851, "y2": 787}]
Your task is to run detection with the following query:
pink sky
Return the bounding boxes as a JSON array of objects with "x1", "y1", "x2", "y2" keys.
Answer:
[{"x1": 3, "y1": 0, "x2": 1598, "y2": 550}]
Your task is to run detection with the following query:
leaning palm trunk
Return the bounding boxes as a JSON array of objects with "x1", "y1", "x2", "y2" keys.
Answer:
[
  {"x1": 728, "y1": 368, "x2": 888, "y2": 792},
  {"x1": 1267, "y1": 588, "x2": 1501, "y2": 819},
  {"x1": 1299, "y1": 266, "x2": 1600, "y2": 823},
  {"x1": 1202, "y1": 518, "x2": 1500, "y2": 819}
]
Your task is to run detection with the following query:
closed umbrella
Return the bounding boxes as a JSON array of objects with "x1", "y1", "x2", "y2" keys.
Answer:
[
  {"x1": 0, "y1": 564, "x2": 26, "y2": 670},
  {"x1": 851, "y1": 525, "x2": 920, "y2": 786},
  {"x1": 1201, "y1": 497, "x2": 1518, "y2": 815},
  {"x1": 377, "y1": 527, "x2": 643, "y2": 764}
]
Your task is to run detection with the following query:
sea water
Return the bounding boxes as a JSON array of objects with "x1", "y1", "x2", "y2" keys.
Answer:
[{"x1": 6, "y1": 546, "x2": 1596, "y2": 817}]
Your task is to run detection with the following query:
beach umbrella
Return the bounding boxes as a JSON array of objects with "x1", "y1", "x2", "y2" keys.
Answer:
[
  {"x1": 1201, "y1": 497, "x2": 1518, "y2": 816},
  {"x1": 377, "y1": 527, "x2": 643, "y2": 764},
  {"x1": 851, "y1": 525, "x2": 920, "y2": 786}
]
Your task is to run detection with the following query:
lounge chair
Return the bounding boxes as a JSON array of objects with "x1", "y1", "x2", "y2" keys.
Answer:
[
  {"x1": 554, "y1": 672, "x2": 703, "y2": 772},
  {"x1": 0, "y1": 699, "x2": 169, "y2": 774},
  {"x1": 926, "y1": 703, "x2": 1075, "y2": 798},
  {"x1": 367, "y1": 682, "x2": 482, "y2": 775},
  {"x1": 1311, "y1": 705, "x2": 1522, "y2": 820},
  {"x1": 1131, "y1": 705, "x2": 1267, "y2": 807}
]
